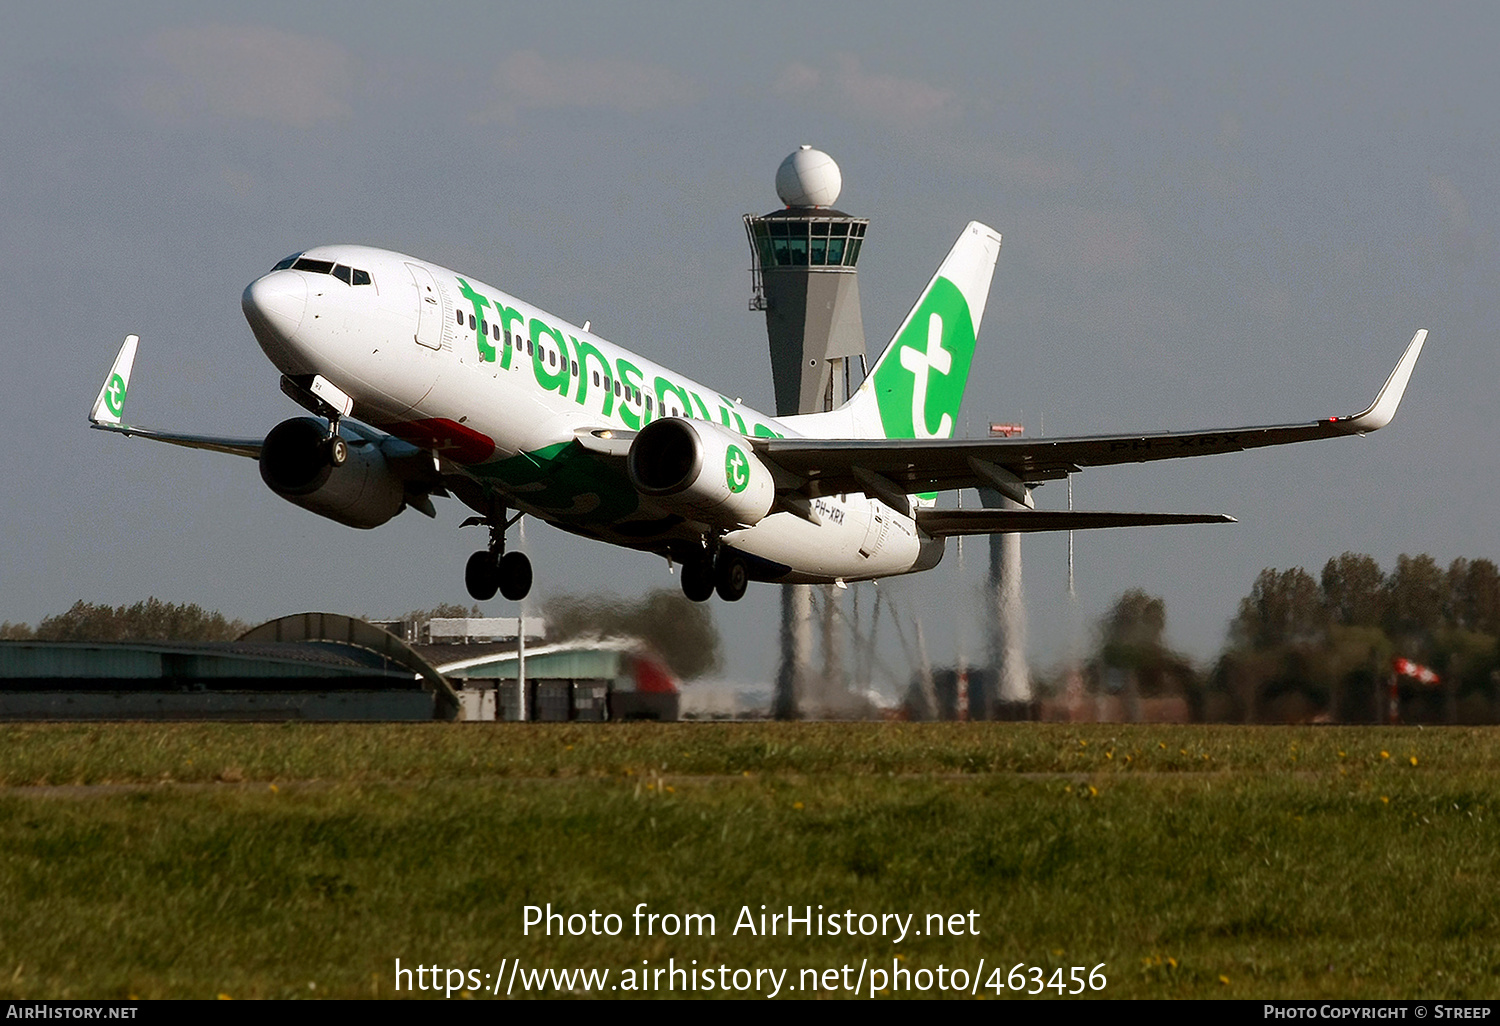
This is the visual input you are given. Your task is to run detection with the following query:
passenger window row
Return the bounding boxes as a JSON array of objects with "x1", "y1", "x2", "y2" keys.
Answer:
[
  {"x1": 454, "y1": 308, "x2": 655, "y2": 410},
  {"x1": 454, "y1": 311, "x2": 595, "y2": 384},
  {"x1": 585, "y1": 369, "x2": 648, "y2": 408}
]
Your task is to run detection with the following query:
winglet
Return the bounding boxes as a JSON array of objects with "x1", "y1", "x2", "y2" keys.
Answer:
[
  {"x1": 90, "y1": 335, "x2": 139, "y2": 425},
  {"x1": 1340, "y1": 329, "x2": 1427, "y2": 432}
]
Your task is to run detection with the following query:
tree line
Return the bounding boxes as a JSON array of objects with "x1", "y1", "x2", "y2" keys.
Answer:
[
  {"x1": 0, "y1": 599, "x2": 248, "y2": 643},
  {"x1": 1092, "y1": 553, "x2": 1500, "y2": 723}
]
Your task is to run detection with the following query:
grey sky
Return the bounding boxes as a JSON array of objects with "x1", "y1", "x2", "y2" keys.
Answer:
[{"x1": 3, "y1": 3, "x2": 1494, "y2": 689}]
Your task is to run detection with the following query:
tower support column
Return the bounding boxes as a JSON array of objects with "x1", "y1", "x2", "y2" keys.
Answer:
[{"x1": 980, "y1": 488, "x2": 1031, "y2": 705}]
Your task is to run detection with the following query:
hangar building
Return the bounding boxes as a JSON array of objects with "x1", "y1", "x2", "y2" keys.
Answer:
[{"x1": 0, "y1": 613, "x2": 677, "y2": 722}]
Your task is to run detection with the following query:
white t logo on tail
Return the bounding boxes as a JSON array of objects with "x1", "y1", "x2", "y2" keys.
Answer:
[{"x1": 899, "y1": 312, "x2": 953, "y2": 439}]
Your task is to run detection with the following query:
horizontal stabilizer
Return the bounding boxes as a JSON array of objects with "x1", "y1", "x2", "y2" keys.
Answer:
[{"x1": 916, "y1": 508, "x2": 1236, "y2": 537}]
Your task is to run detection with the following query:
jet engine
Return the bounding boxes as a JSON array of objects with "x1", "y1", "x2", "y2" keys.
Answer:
[
  {"x1": 259, "y1": 417, "x2": 406, "y2": 529},
  {"x1": 627, "y1": 417, "x2": 775, "y2": 529}
]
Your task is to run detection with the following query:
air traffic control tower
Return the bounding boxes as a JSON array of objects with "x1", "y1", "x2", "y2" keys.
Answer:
[
  {"x1": 745, "y1": 148, "x2": 869, "y2": 719},
  {"x1": 744, "y1": 146, "x2": 869, "y2": 416}
]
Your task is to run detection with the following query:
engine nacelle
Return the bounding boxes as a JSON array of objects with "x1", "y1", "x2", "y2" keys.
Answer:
[
  {"x1": 259, "y1": 417, "x2": 405, "y2": 529},
  {"x1": 627, "y1": 418, "x2": 775, "y2": 529}
]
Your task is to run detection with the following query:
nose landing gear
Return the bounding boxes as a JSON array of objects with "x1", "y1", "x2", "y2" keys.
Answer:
[
  {"x1": 278, "y1": 374, "x2": 355, "y2": 468},
  {"x1": 323, "y1": 423, "x2": 348, "y2": 467},
  {"x1": 462, "y1": 508, "x2": 532, "y2": 602}
]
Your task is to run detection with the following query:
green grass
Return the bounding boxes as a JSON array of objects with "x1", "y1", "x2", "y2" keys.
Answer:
[{"x1": 0, "y1": 723, "x2": 1496, "y2": 999}]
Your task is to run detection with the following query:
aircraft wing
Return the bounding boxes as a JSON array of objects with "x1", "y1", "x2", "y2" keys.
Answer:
[
  {"x1": 90, "y1": 336, "x2": 264, "y2": 458},
  {"x1": 754, "y1": 329, "x2": 1427, "y2": 498},
  {"x1": 89, "y1": 421, "x2": 263, "y2": 459}
]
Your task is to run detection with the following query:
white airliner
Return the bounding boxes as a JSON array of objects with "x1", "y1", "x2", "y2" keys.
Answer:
[{"x1": 90, "y1": 221, "x2": 1427, "y2": 604}]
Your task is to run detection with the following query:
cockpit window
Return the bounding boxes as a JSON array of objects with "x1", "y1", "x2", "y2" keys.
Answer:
[
  {"x1": 293, "y1": 257, "x2": 335, "y2": 275},
  {"x1": 287, "y1": 256, "x2": 373, "y2": 286}
]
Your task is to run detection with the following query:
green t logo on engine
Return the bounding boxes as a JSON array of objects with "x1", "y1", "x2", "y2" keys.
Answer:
[{"x1": 725, "y1": 445, "x2": 750, "y2": 493}]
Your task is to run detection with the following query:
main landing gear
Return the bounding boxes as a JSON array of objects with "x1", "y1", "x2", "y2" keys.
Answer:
[
  {"x1": 680, "y1": 542, "x2": 748, "y2": 604},
  {"x1": 462, "y1": 509, "x2": 532, "y2": 602}
]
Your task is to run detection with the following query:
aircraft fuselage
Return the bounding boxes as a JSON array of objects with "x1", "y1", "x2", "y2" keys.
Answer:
[{"x1": 241, "y1": 245, "x2": 931, "y2": 584}]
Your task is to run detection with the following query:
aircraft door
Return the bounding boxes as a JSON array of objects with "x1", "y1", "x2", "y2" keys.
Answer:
[
  {"x1": 859, "y1": 505, "x2": 890, "y2": 558},
  {"x1": 406, "y1": 262, "x2": 444, "y2": 350}
]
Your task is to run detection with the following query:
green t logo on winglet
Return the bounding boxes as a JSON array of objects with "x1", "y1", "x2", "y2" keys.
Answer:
[{"x1": 104, "y1": 374, "x2": 127, "y2": 419}]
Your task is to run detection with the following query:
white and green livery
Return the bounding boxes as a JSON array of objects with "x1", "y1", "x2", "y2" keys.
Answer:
[{"x1": 90, "y1": 220, "x2": 1427, "y2": 604}]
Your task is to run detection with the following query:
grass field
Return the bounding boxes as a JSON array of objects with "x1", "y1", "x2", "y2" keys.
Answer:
[{"x1": 1, "y1": 722, "x2": 1496, "y2": 1000}]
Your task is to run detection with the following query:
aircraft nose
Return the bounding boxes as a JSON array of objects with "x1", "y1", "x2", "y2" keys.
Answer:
[{"x1": 242, "y1": 271, "x2": 307, "y2": 340}]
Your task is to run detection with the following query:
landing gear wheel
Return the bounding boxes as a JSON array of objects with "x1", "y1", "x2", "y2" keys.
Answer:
[
  {"x1": 498, "y1": 551, "x2": 533, "y2": 602},
  {"x1": 465, "y1": 550, "x2": 499, "y2": 601},
  {"x1": 681, "y1": 559, "x2": 715, "y2": 603},
  {"x1": 715, "y1": 552, "x2": 748, "y2": 602},
  {"x1": 324, "y1": 435, "x2": 348, "y2": 466}
]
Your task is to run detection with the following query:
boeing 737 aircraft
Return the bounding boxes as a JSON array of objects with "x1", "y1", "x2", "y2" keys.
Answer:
[{"x1": 90, "y1": 221, "x2": 1426, "y2": 604}]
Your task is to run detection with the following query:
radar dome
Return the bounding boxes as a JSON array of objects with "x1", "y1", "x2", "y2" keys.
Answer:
[{"x1": 775, "y1": 146, "x2": 842, "y2": 208}]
